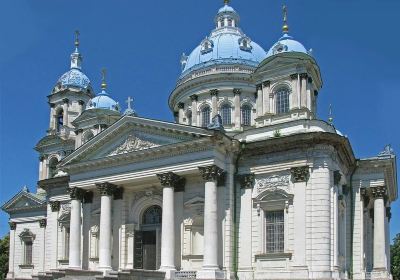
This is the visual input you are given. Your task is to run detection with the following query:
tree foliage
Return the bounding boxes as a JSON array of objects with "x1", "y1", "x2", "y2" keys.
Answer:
[
  {"x1": 392, "y1": 233, "x2": 400, "y2": 279},
  {"x1": 0, "y1": 234, "x2": 9, "y2": 280}
]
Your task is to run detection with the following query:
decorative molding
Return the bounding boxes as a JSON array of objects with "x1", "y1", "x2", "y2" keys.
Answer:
[
  {"x1": 334, "y1": 170, "x2": 342, "y2": 185},
  {"x1": 290, "y1": 166, "x2": 309, "y2": 183},
  {"x1": 19, "y1": 228, "x2": 35, "y2": 241},
  {"x1": 198, "y1": 165, "x2": 224, "y2": 182},
  {"x1": 96, "y1": 182, "x2": 117, "y2": 196},
  {"x1": 50, "y1": 201, "x2": 61, "y2": 212},
  {"x1": 290, "y1": 74, "x2": 298, "y2": 80},
  {"x1": 157, "y1": 172, "x2": 186, "y2": 192},
  {"x1": 371, "y1": 186, "x2": 386, "y2": 199},
  {"x1": 68, "y1": 187, "x2": 84, "y2": 200},
  {"x1": 9, "y1": 222, "x2": 16, "y2": 230},
  {"x1": 39, "y1": 219, "x2": 47, "y2": 228},
  {"x1": 108, "y1": 134, "x2": 159, "y2": 156},
  {"x1": 238, "y1": 173, "x2": 255, "y2": 189},
  {"x1": 83, "y1": 191, "x2": 94, "y2": 204}
]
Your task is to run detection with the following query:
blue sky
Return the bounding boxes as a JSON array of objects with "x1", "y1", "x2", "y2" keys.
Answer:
[{"x1": 0, "y1": 0, "x2": 399, "y2": 241}]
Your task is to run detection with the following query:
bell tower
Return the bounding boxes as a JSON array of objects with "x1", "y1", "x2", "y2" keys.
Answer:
[{"x1": 35, "y1": 31, "x2": 94, "y2": 181}]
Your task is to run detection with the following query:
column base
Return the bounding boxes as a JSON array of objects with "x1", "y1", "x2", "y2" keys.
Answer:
[
  {"x1": 98, "y1": 265, "x2": 113, "y2": 274},
  {"x1": 371, "y1": 269, "x2": 391, "y2": 280},
  {"x1": 159, "y1": 267, "x2": 176, "y2": 279},
  {"x1": 197, "y1": 269, "x2": 225, "y2": 280}
]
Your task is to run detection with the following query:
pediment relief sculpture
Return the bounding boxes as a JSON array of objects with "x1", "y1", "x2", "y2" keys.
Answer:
[{"x1": 108, "y1": 134, "x2": 159, "y2": 156}]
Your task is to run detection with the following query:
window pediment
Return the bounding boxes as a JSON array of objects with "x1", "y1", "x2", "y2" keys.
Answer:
[
  {"x1": 201, "y1": 38, "x2": 214, "y2": 54},
  {"x1": 19, "y1": 228, "x2": 35, "y2": 242},
  {"x1": 253, "y1": 174, "x2": 292, "y2": 200}
]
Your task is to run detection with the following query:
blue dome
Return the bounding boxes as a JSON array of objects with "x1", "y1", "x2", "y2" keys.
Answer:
[
  {"x1": 57, "y1": 68, "x2": 91, "y2": 90},
  {"x1": 86, "y1": 90, "x2": 120, "y2": 112},
  {"x1": 218, "y1": 4, "x2": 236, "y2": 13},
  {"x1": 182, "y1": 30, "x2": 266, "y2": 74},
  {"x1": 266, "y1": 34, "x2": 309, "y2": 57}
]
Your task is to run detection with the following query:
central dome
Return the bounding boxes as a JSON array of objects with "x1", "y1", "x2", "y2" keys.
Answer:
[{"x1": 181, "y1": 3, "x2": 266, "y2": 76}]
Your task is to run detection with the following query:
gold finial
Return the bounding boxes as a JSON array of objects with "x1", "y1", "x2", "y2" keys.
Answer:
[
  {"x1": 282, "y1": 5, "x2": 289, "y2": 33},
  {"x1": 328, "y1": 104, "x2": 334, "y2": 124},
  {"x1": 224, "y1": 0, "x2": 230, "y2": 5},
  {"x1": 74, "y1": 30, "x2": 80, "y2": 48},
  {"x1": 101, "y1": 68, "x2": 107, "y2": 90}
]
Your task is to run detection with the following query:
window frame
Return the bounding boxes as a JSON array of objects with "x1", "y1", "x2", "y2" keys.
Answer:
[
  {"x1": 264, "y1": 210, "x2": 285, "y2": 253},
  {"x1": 241, "y1": 104, "x2": 252, "y2": 126},
  {"x1": 201, "y1": 106, "x2": 211, "y2": 127},
  {"x1": 19, "y1": 228, "x2": 35, "y2": 267},
  {"x1": 275, "y1": 87, "x2": 290, "y2": 114},
  {"x1": 220, "y1": 103, "x2": 232, "y2": 126}
]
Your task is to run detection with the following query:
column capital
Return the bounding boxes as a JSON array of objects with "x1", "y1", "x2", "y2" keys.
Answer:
[
  {"x1": 39, "y1": 219, "x2": 47, "y2": 228},
  {"x1": 9, "y1": 222, "x2": 16, "y2": 230},
  {"x1": 262, "y1": 81, "x2": 271, "y2": 87},
  {"x1": 177, "y1": 102, "x2": 185, "y2": 109},
  {"x1": 333, "y1": 170, "x2": 342, "y2": 185},
  {"x1": 371, "y1": 186, "x2": 386, "y2": 199},
  {"x1": 290, "y1": 166, "x2": 309, "y2": 183},
  {"x1": 233, "y1": 88, "x2": 242, "y2": 95},
  {"x1": 78, "y1": 100, "x2": 85, "y2": 106},
  {"x1": 63, "y1": 98, "x2": 69, "y2": 104},
  {"x1": 300, "y1": 73, "x2": 308, "y2": 79},
  {"x1": 113, "y1": 187, "x2": 124, "y2": 200},
  {"x1": 68, "y1": 187, "x2": 84, "y2": 200},
  {"x1": 157, "y1": 172, "x2": 186, "y2": 191},
  {"x1": 210, "y1": 89, "x2": 219, "y2": 96},
  {"x1": 256, "y1": 84, "x2": 262, "y2": 90},
  {"x1": 96, "y1": 182, "x2": 117, "y2": 196},
  {"x1": 237, "y1": 173, "x2": 255, "y2": 189},
  {"x1": 83, "y1": 191, "x2": 94, "y2": 204},
  {"x1": 50, "y1": 201, "x2": 61, "y2": 212},
  {"x1": 290, "y1": 73, "x2": 298, "y2": 80},
  {"x1": 190, "y1": 94, "x2": 198, "y2": 101},
  {"x1": 198, "y1": 165, "x2": 224, "y2": 182},
  {"x1": 49, "y1": 102, "x2": 56, "y2": 108}
]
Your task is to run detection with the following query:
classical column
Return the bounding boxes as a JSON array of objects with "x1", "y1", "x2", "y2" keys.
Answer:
[
  {"x1": 233, "y1": 88, "x2": 241, "y2": 129},
  {"x1": 210, "y1": 89, "x2": 219, "y2": 118},
  {"x1": 68, "y1": 187, "x2": 84, "y2": 269},
  {"x1": 63, "y1": 98, "x2": 69, "y2": 127},
  {"x1": 262, "y1": 81, "x2": 270, "y2": 115},
  {"x1": 49, "y1": 103, "x2": 55, "y2": 130},
  {"x1": 157, "y1": 172, "x2": 185, "y2": 276},
  {"x1": 177, "y1": 102, "x2": 185, "y2": 124},
  {"x1": 97, "y1": 182, "x2": 117, "y2": 271},
  {"x1": 290, "y1": 74, "x2": 298, "y2": 108},
  {"x1": 7, "y1": 222, "x2": 16, "y2": 279},
  {"x1": 198, "y1": 165, "x2": 224, "y2": 279},
  {"x1": 78, "y1": 100, "x2": 85, "y2": 114},
  {"x1": 190, "y1": 95, "x2": 198, "y2": 126},
  {"x1": 371, "y1": 186, "x2": 388, "y2": 274},
  {"x1": 238, "y1": 174, "x2": 254, "y2": 271},
  {"x1": 82, "y1": 191, "x2": 93, "y2": 270},
  {"x1": 255, "y1": 84, "x2": 262, "y2": 117},
  {"x1": 300, "y1": 73, "x2": 307, "y2": 108}
]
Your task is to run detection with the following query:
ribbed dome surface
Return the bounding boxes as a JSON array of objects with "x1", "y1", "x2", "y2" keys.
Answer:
[{"x1": 57, "y1": 68, "x2": 91, "y2": 90}]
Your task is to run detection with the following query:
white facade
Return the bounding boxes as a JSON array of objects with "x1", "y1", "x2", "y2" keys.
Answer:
[{"x1": 1, "y1": 3, "x2": 397, "y2": 280}]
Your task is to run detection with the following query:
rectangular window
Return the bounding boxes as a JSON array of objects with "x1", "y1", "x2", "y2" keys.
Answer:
[
  {"x1": 64, "y1": 228, "x2": 70, "y2": 259},
  {"x1": 265, "y1": 210, "x2": 284, "y2": 253},
  {"x1": 24, "y1": 241, "x2": 33, "y2": 265}
]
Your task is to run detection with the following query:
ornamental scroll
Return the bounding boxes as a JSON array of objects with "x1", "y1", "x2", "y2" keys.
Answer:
[
  {"x1": 108, "y1": 134, "x2": 159, "y2": 156},
  {"x1": 252, "y1": 174, "x2": 291, "y2": 198}
]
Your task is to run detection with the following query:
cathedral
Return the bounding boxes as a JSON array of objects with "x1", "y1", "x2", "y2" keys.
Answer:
[{"x1": 1, "y1": 2, "x2": 397, "y2": 280}]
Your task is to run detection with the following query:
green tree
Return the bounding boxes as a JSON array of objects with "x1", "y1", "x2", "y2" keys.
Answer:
[
  {"x1": 0, "y1": 234, "x2": 9, "y2": 280},
  {"x1": 392, "y1": 233, "x2": 400, "y2": 279}
]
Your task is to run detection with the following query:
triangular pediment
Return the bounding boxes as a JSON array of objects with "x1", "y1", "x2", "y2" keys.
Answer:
[
  {"x1": 1, "y1": 189, "x2": 46, "y2": 213},
  {"x1": 61, "y1": 115, "x2": 215, "y2": 166}
]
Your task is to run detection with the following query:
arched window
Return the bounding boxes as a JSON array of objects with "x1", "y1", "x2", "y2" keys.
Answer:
[
  {"x1": 142, "y1": 206, "x2": 162, "y2": 225},
  {"x1": 19, "y1": 229, "x2": 35, "y2": 265},
  {"x1": 48, "y1": 157, "x2": 59, "y2": 178},
  {"x1": 276, "y1": 88, "x2": 290, "y2": 114},
  {"x1": 201, "y1": 106, "x2": 211, "y2": 127},
  {"x1": 56, "y1": 109, "x2": 64, "y2": 132},
  {"x1": 241, "y1": 105, "x2": 252, "y2": 126},
  {"x1": 227, "y1": 19, "x2": 233, "y2": 27},
  {"x1": 221, "y1": 104, "x2": 232, "y2": 125}
]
